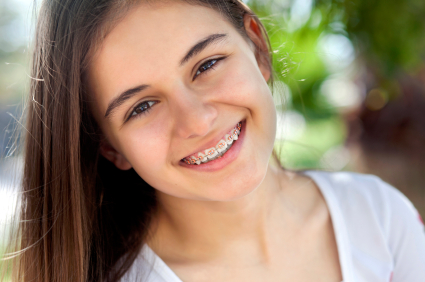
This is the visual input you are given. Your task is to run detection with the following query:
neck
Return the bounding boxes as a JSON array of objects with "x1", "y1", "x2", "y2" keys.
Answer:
[{"x1": 147, "y1": 164, "x2": 310, "y2": 262}]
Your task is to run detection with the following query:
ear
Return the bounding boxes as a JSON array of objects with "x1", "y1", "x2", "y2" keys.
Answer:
[
  {"x1": 243, "y1": 14, "x2": 271, "y2": 82},
  {"x1": 99, "y1": 140, "x2": 132, "y2": 170}
]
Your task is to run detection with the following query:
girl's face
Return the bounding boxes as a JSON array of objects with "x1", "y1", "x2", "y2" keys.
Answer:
[{"x1": 88, "y1": 1, "x2": 277, "y2": 201}]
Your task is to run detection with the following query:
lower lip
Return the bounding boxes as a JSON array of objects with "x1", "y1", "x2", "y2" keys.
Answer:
[{"x1": 179, "y1": 120, "x2": 246, "y2": 172}]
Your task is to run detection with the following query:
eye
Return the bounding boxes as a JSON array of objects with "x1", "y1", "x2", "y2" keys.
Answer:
[
  {"x1": 127, "y1": 100, "x2": 158, "y2": 121},
  {"x1": 193, "y1": 56, "x2": 227, "y2": 81}
]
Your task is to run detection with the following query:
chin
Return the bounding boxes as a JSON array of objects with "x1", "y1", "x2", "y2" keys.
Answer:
[{"x1": 204, "y1": 159, "x2": 268, "y2": 202}]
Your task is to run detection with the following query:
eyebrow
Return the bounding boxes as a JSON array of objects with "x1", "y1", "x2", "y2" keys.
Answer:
[
  {"x1": 104, "y1": 84, "x2": 150, "y2": 119},
  {"x1": 104, "y1": 33, "x2": 229, "y2": 119},
  {"x1": 179, "y1": 33, "x2": 228, "y2": 66}
]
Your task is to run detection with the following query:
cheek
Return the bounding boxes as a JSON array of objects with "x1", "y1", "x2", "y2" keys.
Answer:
[
  {"x1": 220, "y1": 56, "x2": 275, "y2": 110},
  {"x1": 117, "y1": 121, "x2": 170, "y2": 176},
  {"x1": 219, "y1": 57, "x2": 276, "y2": 141},
  {"x1": 114, "y1": 121, "x2": 193, "y2": 198}
]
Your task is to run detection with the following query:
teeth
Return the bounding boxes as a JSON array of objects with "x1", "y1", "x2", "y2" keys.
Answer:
[
  {"x1": 231, "y1": 129, "x2": 239, "y2": 140},
  {"x1": 198, "y1": 152, "x2": 208, "y2": 163},
  {"x1": 224, "y1": 134, "x2": 233, "y2": 145},
  {"x1": 216, "y1": 139, "x2": 228, "y2": 153},
  {"x1": 183, "y1": 122, "x2": 242, "y2": 165},
  {"x1": 191, "y1": 156, "x2": 201, "y2": 165},
  {"x1": 205, "y1": 147, "x2": 218, "y2": 159}
]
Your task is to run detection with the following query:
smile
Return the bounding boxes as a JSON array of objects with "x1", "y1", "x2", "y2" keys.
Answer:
[{"x1": 182, "y1": 122, "x2": 242, "y2": 165}]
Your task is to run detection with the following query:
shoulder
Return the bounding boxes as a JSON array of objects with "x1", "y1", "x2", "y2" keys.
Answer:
[
  {"x1": 303, "y1": 170, "x2": 425, "y2": 281},
  {"x1": 304, "y1": 170, "x2": 397, "y2": 201},
  {"x1": 301, "y1": 170, "x2": 425, "y2": 246},
  {"x1": 302, "y1": 170, "x2": 422, "y2": 228}
]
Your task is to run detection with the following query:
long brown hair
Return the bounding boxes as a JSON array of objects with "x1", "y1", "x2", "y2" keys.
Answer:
[{"x1": 2, "y1": 0, "x2": 274, "y2": 281}]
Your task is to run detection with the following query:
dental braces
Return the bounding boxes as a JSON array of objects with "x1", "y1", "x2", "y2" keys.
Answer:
[{"x1": 183, "y1": 122, "x2": 242, "y2": 165}]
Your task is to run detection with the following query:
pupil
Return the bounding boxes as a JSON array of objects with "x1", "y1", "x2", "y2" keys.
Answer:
[{"x1": 136, "y1": 103, "x2": 148, "y2": 114}]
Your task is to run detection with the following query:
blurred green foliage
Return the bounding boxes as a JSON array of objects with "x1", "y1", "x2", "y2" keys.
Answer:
[
  {"x1": 250, "y1": 0, "x2": 335, "y2": 118},
  {"x1": 275, "y1": 116, "x2": 346, "y2": 168},
  {"x1": 249, "y1": 0, "x2": 349, "y2": 168},
  {"x1": 324, "y1": 0, "x2": 425, "y2": 76},
  {"x1": 248, "y1": 0, "x2": 425, "y2": 169}
]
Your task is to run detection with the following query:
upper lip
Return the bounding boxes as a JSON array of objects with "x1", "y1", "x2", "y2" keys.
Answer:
[{"x1": 181, "y1": 121, "x2": 241, "y2": 160}]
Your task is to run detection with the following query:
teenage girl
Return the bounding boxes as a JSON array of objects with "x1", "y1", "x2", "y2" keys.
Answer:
[{"x1": 4, "y1": 0, "x2": 425, "y2": 281}]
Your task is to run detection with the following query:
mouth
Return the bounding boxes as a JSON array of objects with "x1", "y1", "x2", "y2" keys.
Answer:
[{"x1": 181, "y1": 121, "x2": 243, "y2": 165}]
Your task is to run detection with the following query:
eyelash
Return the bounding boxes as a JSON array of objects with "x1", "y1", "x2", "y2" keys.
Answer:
[
  {"x1": 192, "y1": 56, "x2": 226, "y2": 81},
  {"x1": 127, "y1": 100, "x2": 157, "y2": 121},
  {"x1": 127, "y1": 56, "x2": 227, "y2": 121}
]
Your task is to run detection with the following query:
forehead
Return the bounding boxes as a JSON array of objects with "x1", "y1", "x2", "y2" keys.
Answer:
[
  {"x1": 89, "y1": 1, "x2": 240, "y2": 116},
  {"x1": 105, "y1": 2, "x2": 228, "y2": 46},
  {"x1": 91, "y1": 2, "x2": 236, "y2": 75}
]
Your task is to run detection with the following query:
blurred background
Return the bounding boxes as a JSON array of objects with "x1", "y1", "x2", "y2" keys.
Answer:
[{"x1": 1, "y1": 0, "x2": 425, "y2": 270}]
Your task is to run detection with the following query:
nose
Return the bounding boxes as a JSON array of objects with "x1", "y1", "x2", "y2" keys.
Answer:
[{"x1": 172, "y1": 87, "x2": 217, "y2": 139}]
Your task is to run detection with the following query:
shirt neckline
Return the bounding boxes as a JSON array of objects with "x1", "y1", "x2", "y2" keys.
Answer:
[
  {"x1": 142, "y1": 245, "x2": 183, "y2": 282},
  {"x1": 143, "y1": 170, "x2": 353, "y2": 282}
]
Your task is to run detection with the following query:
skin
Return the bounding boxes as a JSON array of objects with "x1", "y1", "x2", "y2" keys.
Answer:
[{"x1": 88, "y1": 1, "x2": 342, "y2": 281}]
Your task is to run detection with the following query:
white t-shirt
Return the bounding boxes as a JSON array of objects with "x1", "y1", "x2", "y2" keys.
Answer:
[{"x1": 120, "y1": 171, "x2": 425, "y2": 282}]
